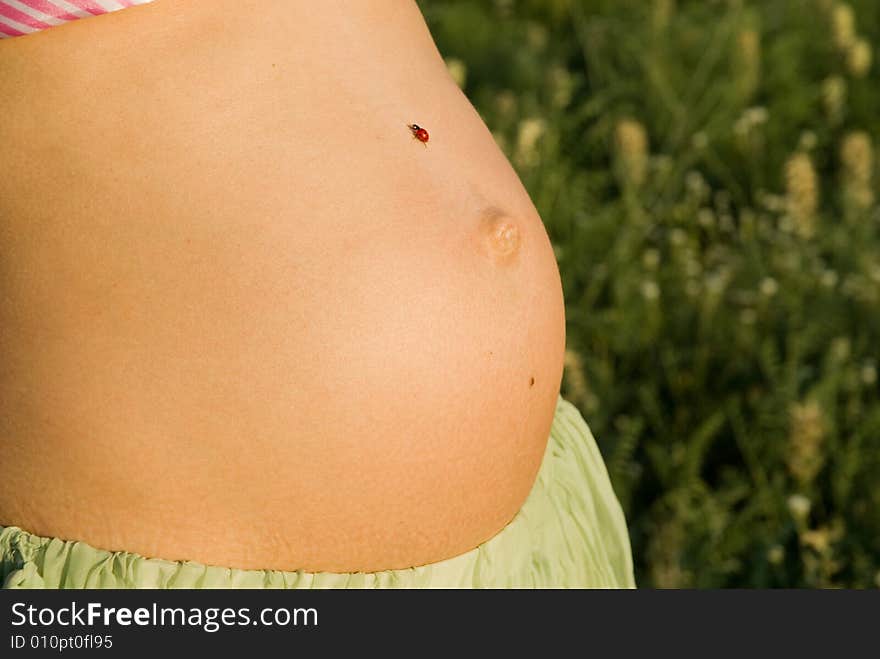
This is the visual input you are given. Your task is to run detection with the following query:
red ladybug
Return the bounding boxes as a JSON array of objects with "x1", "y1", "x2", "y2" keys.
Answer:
[{"x1": 408, "y1": 123, "x2": 430, "y2": 145}]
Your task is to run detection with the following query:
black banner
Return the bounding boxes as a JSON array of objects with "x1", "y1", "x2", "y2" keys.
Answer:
[{"x1": 1, "y1": 589, "x2": 876, "y2": 654}]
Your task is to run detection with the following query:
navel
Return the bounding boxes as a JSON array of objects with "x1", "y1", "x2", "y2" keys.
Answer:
[
  {"x1": 489, "y1": 219, "x2": 521, "y2": 256},
  {"x1": 479, "y1": 207, "x2": 522, "y2": 262}
]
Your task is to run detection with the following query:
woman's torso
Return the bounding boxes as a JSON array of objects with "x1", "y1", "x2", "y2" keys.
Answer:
[{"x1": 0, "y1": 0, "x2": 565, "y2": 572}]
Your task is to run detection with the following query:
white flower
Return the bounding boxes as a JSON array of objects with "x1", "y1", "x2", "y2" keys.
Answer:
[
  {"x1": 832, "y1": 3, "x2": 856, "y2": 50},
  {"x1": 767, "y1": 545, "x2": 785, "y2": 565},
  {"x1": 444, "y1": 57, "x2": 467, "y2": 88},
  {"x1": 548, "y1": 66, "x2": 574, "y2": 108},
  {"x1": 760, "y1": 277, "x2": 779, "y2": 296},
  {"x1": 831, "y1": 336, "x2": 851, "y2": 361},
  {"x1": 820, "y1": 270, "x2": 839, "y2": 288},
  {"x1": 514, "y1": 118, "x2": 547, "y2": 167},
  {"x1": 685, "y1": 171, "x2": 709, "y2": 199},
  {"x1": 787, "y1": 494, "x2": 811, "y2": 520},
  {"x1": 847, "y1": 38, "x2": 872, "y2": 77},
  {"x1": 705, "y1": 273, "x2": 727, "y2": 296},
  {"x1": 641, "y1": 280, "x2": 661, "y2": 301},
  {"x1": 744, "y1": 106, "x2": 769, "y2": 124},
  {"x1": 670, "y1": 228, "x2": 688, "y2": 247},
  {"x1": 698, "y1": 208, "x2": 716, "y2": 228},
  {"x1": 861, "y1": 363, "x2": 877, "y2": 385},
  {"x1": 799, "y1": 131, "x2": 818, "y2": 151}
]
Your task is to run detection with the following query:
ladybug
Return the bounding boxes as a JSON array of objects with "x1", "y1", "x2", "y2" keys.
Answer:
[{"x1": 408, "y1": 123, "x2": 430, "y2": 145}]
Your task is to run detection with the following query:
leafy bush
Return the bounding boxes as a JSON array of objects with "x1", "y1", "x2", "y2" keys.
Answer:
[{"x1": 420, "y1": 0, "x2": 880, "y2": 588}]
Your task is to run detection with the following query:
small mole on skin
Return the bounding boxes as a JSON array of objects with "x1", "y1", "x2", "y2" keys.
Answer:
[{"x1": 529, "y1": 376, "x2": 535, "y2": 387}]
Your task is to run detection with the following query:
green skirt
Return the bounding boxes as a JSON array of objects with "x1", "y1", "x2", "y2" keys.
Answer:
[{"x1": 1, "y1": 396, "x2": 634, "y2": 588}]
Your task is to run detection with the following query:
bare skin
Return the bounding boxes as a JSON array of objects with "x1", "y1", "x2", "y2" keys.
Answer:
[{"x1": 0, "y1": 0, "x2": 565, "y2": 572}]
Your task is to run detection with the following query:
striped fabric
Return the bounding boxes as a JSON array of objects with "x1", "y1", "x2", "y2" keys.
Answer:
[{"x1": 0, "y1": 0, "x2": 154, "y2": 38}]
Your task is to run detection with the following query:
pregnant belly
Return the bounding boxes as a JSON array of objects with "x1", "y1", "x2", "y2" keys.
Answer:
[{"x1": 0, "y1": 0, "x2": 565, "y2": 572}]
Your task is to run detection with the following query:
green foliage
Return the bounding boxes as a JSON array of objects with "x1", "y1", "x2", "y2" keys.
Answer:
[{"x1": 419, "y1": 0, "x2": 880, "y2": 588}]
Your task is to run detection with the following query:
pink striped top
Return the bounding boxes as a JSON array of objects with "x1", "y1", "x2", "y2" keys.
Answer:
[{"x1": 0, "y1": 0, "x2": 154, "y2": 38}]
